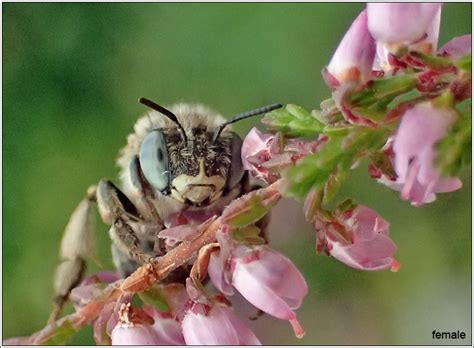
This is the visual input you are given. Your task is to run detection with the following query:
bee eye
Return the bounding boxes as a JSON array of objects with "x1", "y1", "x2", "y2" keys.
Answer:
[
  {"x1": 227, "y1": 132, "x2": 245, "y2": 190},
  {"x1": 139, "y1": 130, "x2": 170, "y2": 192}
]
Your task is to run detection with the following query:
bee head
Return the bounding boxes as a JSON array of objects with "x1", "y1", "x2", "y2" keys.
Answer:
[{"x1": 138, "y1": 98, "x2": 281, "y2": 206}]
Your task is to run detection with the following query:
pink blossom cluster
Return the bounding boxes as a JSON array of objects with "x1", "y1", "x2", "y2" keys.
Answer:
[
  {"x1": 9, "y1": 4, "x2": 468, "y2": 346},
  {"x1": 241, "y1": 3, "x2": 469, "y2": 273},
  {"x1": 71, "y1": 237, "x2": 308, "y2": 345}
]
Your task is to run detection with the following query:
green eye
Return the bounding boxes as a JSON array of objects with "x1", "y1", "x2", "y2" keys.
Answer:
[{"x1": 139, "y1": 130, "x2": 170, "y2": 192}]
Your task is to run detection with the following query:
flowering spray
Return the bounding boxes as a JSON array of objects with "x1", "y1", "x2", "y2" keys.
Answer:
[{"x1": 5, "y1": 3, "x2": 471, "y2": 345}]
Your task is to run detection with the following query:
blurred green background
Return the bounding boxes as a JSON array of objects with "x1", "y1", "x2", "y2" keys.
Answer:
[{"x1": 3, "y1": 3, "x2": 471, "y2": 345}]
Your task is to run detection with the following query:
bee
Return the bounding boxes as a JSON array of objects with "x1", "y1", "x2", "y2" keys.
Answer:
[{"x1": 51, "y1": 97, "x2": 281, "y2": 320}]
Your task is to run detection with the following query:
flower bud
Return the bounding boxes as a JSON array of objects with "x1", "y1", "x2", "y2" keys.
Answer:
[
  {"x1": 326, "y1": 10, "x2": 375, "y2": 86},
  {"x1": 438, "y1": 35, "x2": 472, "y2": 61}
]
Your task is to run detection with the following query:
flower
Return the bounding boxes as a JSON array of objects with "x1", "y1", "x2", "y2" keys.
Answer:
[
  {"x1": 367, "y1": 3, "x2": 441, "y2": 70},
  {"x1": 241, "y1": 127, "x2": 280, "y2": 184},
  {"x1": 438, "y1": 35, "x2": 472, "y2": 61},
  {"x1": 392, "y1": 103, "x2": 462, "y2": 205},
  {"x1": 325, "y1": 10, "x2": 376, "y2": 86},
  {"x1": 110, "y1": 302, "x2": 185, "y2": 345},
  {"x1": 181, "y1": 302, "x2": 261, "y2": 345},
  {"x1": 315, "y1": 205, "x2": 398, "y2": 271},
  {"x1": 367, "y1": 3, "x2": 441, "y2": 46},
  {"x1": 209, "y1": 245, "x2": 308, "y2": 338},
  {"x1": 144, "y1": 307, "x2": 185, "y2": 345},
  {"x1": 111, "y1": 324, "x2": 163, "y2": 345}
]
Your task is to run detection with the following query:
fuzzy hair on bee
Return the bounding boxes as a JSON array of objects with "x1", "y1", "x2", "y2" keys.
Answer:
[
  {"x1": 118, "y1": 103, "x2": 240, "y2": 218},
  {"x1": 49, "y1": 97, "x2": 282, "y2": 322}
]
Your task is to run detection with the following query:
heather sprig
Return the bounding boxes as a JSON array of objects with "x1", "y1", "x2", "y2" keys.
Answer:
[{"x1": 4, "y1": 3, "x2": 471, "y2": 346}]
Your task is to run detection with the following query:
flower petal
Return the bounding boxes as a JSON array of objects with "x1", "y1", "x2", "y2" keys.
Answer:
[
  {"x1": 231, "y1": 246, "x2": 308, "y2": 319},
  {"x1": 327, "y1": 10, "x2": 376, "y2": 84},
  {"x1": 438, "y1": 35, "x2": 472, "y2": 60},
  {"x1": 367, "y1": 3, "x2": 441, "y2": 44},
  {"x1": 182, "y1": 303, "x2": 259, "y2": 345},
  {"x1": 111, "y1": 324, "x2": 161, "y2": 345}
]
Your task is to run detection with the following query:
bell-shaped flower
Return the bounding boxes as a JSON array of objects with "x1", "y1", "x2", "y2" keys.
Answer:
[
  {"x1": 392, "y1": 103, "x2": 462, "y2": 206},
  {"x1": 110, "y1": 302, "x2": 184, "y2": 345},
  {"x1": 368, "y1": 3, "x2": 441, "y2": 70},
  {"x1": 438, "y1": 35, "x2": 472, "y2": 61},
  {"x1": 144, "y1": 307, "x2": 185, "y2": 345},
  {"x1": 227, "y1": 245, "x2": 308, "y2": 338},
  {"x1": 325, "y1": 10, "x2": 376, "y2": 86},
  {"x1": 367, "y1": 3, "x2": 441, "y2": 46},
  {"x1": 315, "y1": 205, "x2": 398, "y2": 271},
  {"x1": 111, "y1": 324, "x2": 164, "y2": 345},
  {"x1": 181, "y1": 302, "x2": 261, "y2": 345},
  {"x1": 241, "y1": 127, "x2": 280, "y2": 184}
]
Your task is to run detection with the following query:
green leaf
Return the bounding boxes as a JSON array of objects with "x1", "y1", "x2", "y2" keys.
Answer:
[
  {"x1": 351, "y1": 106, "x2": 386, "y2": 122},
  {"x1": 322, "y1": 125, "x2": 351, "y2": 136},
  {"x1": 233, "y1": 225, "x2": 266, "y2": 245},
  {"x1": 350, "y1": 74, "x2": 417, "y2": 107},
  {"x1": 456, "y1": 54, "x2": 472, "y2": 73},
  {"x1": 286, "y1": 104, "x2": 312, "y2": 120},
  {"x1": 226, "y1": 195, "x2": 270, "y2": 228},
  {"x1": 409, "y1": 51, "x2": 453, "y2": 70},
  {"x1": 436, "y1": 114, "x2": 472, "y2": 176},
  {"x1": 222, "y1": 186, "x2": 280, "y2": 228},
  {"x1": 284, "y1": 128, "x2": 388, "y2": 199},
  {"x1": 262, "y1": 104, "x2": 324, "y2": 137}
]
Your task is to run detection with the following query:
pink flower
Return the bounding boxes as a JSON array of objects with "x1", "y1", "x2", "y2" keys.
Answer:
[
  {"x1": 325, "y1": 10, "x2": 376, "y2": 86},
  {"x1": 393, "y1": 103, "x2": 462, "y2": 205},
  {"x1": 110, "y1": 302, "x2": 184, "y2": 345},
  {"x1": 367, "y1": 3, "x2": 441, "y2": 46},
  {"x1": 209, "y1": 245, "x2": 308, "y2": 338},
  {"x1": 181, "y1": 302, "x2": 261, "y2": 345},
  {"x1": 438, "y1": 35, "x2": 472, "y2": 61},
  {"x1": 144, "y1": 307, "x2": 185, "y2": 345},
  {"x1": 368, "y1": 3, "x2": 441, "y2": 70},
  {"x1": 241, "y1": 127, "x2": 280, "y2": 184},
  {"x1": 315, "y1": 205, "x2": 398, "y2": 271},
  {"x1": 111, "y1": 324, "x2": 164, "y2": 345}
]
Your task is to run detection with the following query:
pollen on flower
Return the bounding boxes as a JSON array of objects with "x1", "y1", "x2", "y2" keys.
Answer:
[{"x1": 118, "y1": 303, "x2": 134, "y2": 327}]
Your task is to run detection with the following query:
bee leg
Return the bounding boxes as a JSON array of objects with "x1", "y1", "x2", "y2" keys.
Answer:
[
  {"x1": 50, "y1": 186, "x2": 97, "y2": 323},
  {"x1": 96, "y1": 180, "x2": 154, "y2": 273},
  {"x1": 111, "y1": 244, "x2": 141, "y2": 278}
]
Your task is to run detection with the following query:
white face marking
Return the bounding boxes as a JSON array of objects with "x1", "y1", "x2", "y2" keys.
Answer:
[{"x1": 171, "y1": 160, "x2": 225, "y2": 205}]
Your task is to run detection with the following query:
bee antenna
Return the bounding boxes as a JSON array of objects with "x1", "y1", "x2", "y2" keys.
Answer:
[
  {"x1": 139, "y1": 97, "x2": 188, "y2": 143},
  {"x1": 213, "y1": 103, "x2": 283, "y2": 142}
]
